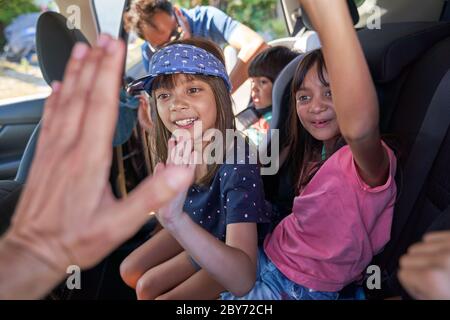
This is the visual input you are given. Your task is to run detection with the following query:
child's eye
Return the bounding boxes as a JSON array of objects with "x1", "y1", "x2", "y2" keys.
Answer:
[
  {"x1": 156, "y1": 93, "x2": 170, "y2": 100},
  {"x1": 324, "y1": 90, "x2": 332, "y2": 98},
  {"x1": 297, "y1": 95, "x2": 310, "y2": 104},
  {"x1": 188, "y1": 87, "x2": 202, "y2": 94}
]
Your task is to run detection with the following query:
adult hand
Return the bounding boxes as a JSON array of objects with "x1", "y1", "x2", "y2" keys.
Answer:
[
  {"x1": 173, "y1": 5, "x2": 192, "y2": 40},
  {"x1": 398, "y1": 231, "x2": 450, "y2": 300},
  {"x1": 2, "y1": 35, "x2": 194, "y2": 275}
]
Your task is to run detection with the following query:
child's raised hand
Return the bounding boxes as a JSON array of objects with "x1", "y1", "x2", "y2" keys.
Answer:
[
  {"x1": 154, "y1": 137, "x2": 196, "y2": 229},
  {"x1": 167, "y1": 136, "x2": 195, "y2": 166}
]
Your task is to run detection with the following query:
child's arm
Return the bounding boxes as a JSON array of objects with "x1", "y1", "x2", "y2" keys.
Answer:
[
  {"x1": 153, "y1": 138, "x2": 258, "y2": 297},
  {"x1": 301, "y1": 0, "x2": 390, "y2": 187},
  {"x1": 165, "y1": 217, "x2": 258, "y2": 297}
]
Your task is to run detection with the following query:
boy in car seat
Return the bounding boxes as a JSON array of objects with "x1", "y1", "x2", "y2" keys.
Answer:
[{"x1": 237, "y1": 46, "x2": 299, "y2": 146}]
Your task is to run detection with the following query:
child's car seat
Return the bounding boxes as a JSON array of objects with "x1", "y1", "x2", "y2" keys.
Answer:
[
  {"x1": 264, "y1": 21, "x2": 450, "y2": 299},
  {"x1": 358, "y1": 21, "x2": 450, "y2": 299}
]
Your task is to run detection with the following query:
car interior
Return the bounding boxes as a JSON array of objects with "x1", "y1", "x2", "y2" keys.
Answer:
[{"x1": 0, "y1": 0, "x2": 449, "y2": 299}]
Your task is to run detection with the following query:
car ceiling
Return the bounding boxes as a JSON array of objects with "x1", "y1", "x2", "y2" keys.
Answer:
[{"x1": 280, "y1": 0, "x2": 447, "y2": 35}]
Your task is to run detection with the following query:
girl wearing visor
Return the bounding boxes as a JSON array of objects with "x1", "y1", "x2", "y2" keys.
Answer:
[{"x1": 120, "y1": 38, "x2": 271, "y2": 300}]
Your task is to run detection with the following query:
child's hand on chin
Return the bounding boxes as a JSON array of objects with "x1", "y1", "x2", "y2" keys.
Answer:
[{"x1": 155, "y1": 137, "x2": 197, "y2": 229}]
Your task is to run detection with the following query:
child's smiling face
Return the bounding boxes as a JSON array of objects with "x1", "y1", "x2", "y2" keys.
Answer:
[
  {"x1": 295, "y1": 64, "x2": 340, "y2": 143},
  {"x1": 155, "y1": 74, "x2": 217, "y2": 137}
]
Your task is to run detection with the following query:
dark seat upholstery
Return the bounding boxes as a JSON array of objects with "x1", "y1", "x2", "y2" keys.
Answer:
[
  {"x1": 360, "y1": 22, "x2": 450, "y2": 298},
  {"x1": 263, "y1": 21, "x2": 450, "y2": 299}
]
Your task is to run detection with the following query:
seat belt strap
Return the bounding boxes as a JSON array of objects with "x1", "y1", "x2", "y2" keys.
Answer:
[{"x1": 391, "y1": 69, "x2": 450, "y2": 244}]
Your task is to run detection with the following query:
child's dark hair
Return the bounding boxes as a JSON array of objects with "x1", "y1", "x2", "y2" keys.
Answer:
[
  {"x1": 285, "y1": 49, "x2": 344, "y2": 193},
  {"x1": 285, "y1": 49, "x2": 401, "y2": 194},
  {"x1": 248, "y1": 46, "x2": 300, "y2": 82}
]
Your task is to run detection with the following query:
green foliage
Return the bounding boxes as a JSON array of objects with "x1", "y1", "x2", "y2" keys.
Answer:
[
  {"x1": 0, "y1": 0, "x2": 39, "y2": 25},
  {"x1": 0, "y1": 0, "x2": 40, "y2": 50},
  {"x1": 354, "y1": 0, "x2": 366, "y2": 7},
  {"x1": 174, "y1": 0, "x2": 286, "y2": 40}
]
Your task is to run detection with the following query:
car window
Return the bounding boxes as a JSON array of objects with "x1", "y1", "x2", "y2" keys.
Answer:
[
  {"x1": 93, "y1": 0, "x2": 141, "y2": 74},
  {"x1": 0, "y1": 3, "x2": 49, "y2": 102},
  {"x1": 92, "y1": 0, "x2": 126, "y2": 39}
]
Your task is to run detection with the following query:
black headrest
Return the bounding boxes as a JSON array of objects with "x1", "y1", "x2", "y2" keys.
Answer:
[
  {"x1": 36, "y1": 12, "x2": 90, "y2": 85},
  {"x1": 271, "y1": 54, "x2": 305, "y2": 131},
  {"x1": 302, "y1": 0, "x2": 360, "y2": 31},
  {"x1": 358, "y1": 22, "x2": 450, "y2": 83}
]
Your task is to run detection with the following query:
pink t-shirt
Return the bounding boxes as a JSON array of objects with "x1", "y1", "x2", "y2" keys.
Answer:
[{"x1": 264, "y1": 142, "x2": 397, "y2": 292}]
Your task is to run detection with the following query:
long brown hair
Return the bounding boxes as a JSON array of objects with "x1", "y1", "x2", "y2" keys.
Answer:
[
  {"x1": 285, "y1": 49, "x2": 344, "y2": 194},
  {"x1": 150, "y1": 38, "x2": 235, "y2": 186}
]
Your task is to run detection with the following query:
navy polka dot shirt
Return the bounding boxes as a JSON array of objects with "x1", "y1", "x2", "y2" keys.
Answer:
[{"x1": 183, "y1": 162, "x2": 272, "y2": 242}]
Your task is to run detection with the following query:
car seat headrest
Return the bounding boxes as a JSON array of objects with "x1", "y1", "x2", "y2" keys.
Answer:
[
  {"x1": 359, "y1": 22, "x2": 450, "y2": 83},
  {"x1": 36, "y1": 12, "x2": 90, "y2": 85},
  {"x1": 302, "y1": 0, "x2": 359, "y2": 31},
  {"x1": 270, "y1": 54, "x2": 305, "y2": 133},
  {"x1": 293, "y1": 30, "x2": 321, "y2": 52}
]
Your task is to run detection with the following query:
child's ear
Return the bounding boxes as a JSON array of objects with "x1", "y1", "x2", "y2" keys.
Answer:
[{"x1": 138, "y1": 94, "x2": 153, "y2": 132}]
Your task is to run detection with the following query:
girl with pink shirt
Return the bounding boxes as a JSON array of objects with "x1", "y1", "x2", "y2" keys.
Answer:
[{"x1": 221, "y1": 0, "x2": 397, "y2": 300}]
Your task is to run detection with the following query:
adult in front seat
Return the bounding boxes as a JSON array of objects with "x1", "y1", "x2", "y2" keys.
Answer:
[{"x1": 123, "y1": 0, "x2": 269, "y2": 93}]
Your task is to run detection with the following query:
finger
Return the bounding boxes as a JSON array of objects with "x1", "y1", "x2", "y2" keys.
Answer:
[
  {"x1": 181, "y1": 139, "x2": 193, "y2": 165},
  {"x1": 173, "y1": 139, "x2": 184, "y2": 166},
  {"x1": 53, "y1": 43, "x2": 89, "y2": 132},
  {"x1": 59, "y1": 42, "x2": 89, "y2": 97},
  {"x1": 58, "y1": 36, "x2": 109, "y2": 142},
  {"x1": 193, "y1": 145, "x2": 203, "y2": 165},
  {"x1": 108, "y1": 165, "x2": 195, "y2": 242},
  {"x1": 400, "y1": 252, "x2": 443, "y2": 269},
  {"x1": 80, "y1": 37, "x2": 126, "y2": 164},
  {"x1": 408, "y1": 241, "x2": 450, "y2": 255},
  {"x1": 189, "y1": 151, "x2": 198, "y2": 171},
  {"x1": 167, "y1": 137, "x2": 177, "y2": 165},
  {"x1": 423, "y1": 231, "x2": 450, "y2": 243},
  {"x1": 37, "y1": 82, "x2": 62, "y2": 148}
]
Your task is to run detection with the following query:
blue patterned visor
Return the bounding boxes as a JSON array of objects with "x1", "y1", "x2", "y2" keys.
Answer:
[{"x1": 127, "y1": 44, "x2": 232, "y2": 95}]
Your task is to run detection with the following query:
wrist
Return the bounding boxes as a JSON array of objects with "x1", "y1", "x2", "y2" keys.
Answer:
[
  {"x1": 3, "y1": 230, "x2": 70, "y2": 275},
  {"x1": 164, "y1": 212, "x2": 191, "y2": 233},
  {"x1": 0, "y1": 236, "x2": 65, "y2": 299},
  {"x1": 301, "y1": 0, "x2": 352, "y2": 29}
]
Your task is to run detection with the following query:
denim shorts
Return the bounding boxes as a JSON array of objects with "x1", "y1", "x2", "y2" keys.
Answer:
[{"x1": 220, "y1": 248, "x2": 339, "y2": 300}]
